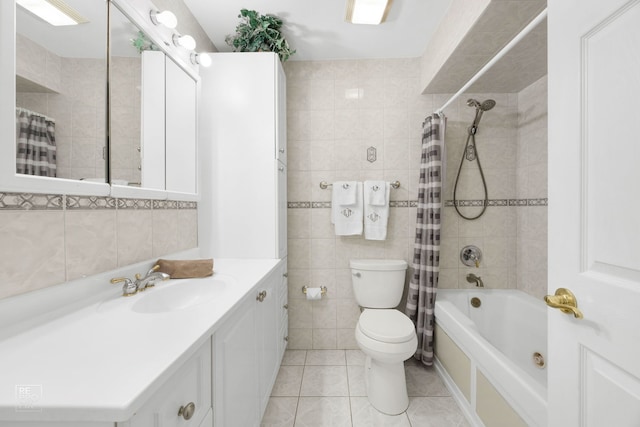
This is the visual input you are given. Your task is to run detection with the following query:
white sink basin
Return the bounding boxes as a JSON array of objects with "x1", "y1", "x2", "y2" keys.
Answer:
[{"x1": 131, "y1": 277, "x2": 232, "y2": 314}]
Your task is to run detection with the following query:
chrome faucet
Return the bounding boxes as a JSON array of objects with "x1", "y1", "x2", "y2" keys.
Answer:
[
  {"x1": 135, "y1": 265, "x2": 170, "y2": 291},
  {"x1": 466, "y1": 273, "x2": 484, "y2": 288},
  {"x1": 110, "y1": 265, "x2": 170, "y2": 297}
]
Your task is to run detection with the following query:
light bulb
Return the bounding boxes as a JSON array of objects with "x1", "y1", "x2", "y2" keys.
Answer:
[
  {"x1": 173, "y1": 34, "x2": 196, "y2": 50},
  {"x1": 191, "y1": 52, "x2": 212, "y2": 67},
  {"x1": 150, "y1": 10, "x2": 177, "y2": 29}
]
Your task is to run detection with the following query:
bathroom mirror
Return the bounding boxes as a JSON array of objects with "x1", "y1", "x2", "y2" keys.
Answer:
[
  {"x1": 0, "y1": 0, "x2": 110, "y2": 195},
  {"x1": 15, "y1": 0, "x2": 107, "y2": 181},
  {"x1": 109, "y1": 0, "x2": 198, "y2": 197}
]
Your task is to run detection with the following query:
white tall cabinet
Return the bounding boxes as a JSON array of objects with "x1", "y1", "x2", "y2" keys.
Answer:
[{"x1": 200, "y1": 52, "x2": 287, "y2": 260}]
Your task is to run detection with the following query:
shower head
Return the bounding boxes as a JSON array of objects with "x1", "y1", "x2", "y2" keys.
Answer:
[
  {"x1": 480, "y1": 99, "x2": 496, "y2": 111},
  {"x1": 467, "y1": 98, "x2": 496, "y2": 111}
]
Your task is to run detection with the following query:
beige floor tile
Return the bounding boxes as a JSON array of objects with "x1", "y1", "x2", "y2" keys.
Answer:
[
  {"x1": 294, "y1": 397, "x2": 351, "y2": 427},
  {"x1": 306, "y1": 350, "x2": 346, "y2": 366},
  {"x1": 272, "y1": 366, "x2": 304, "y2": 397},
  {"x1": 283, "y1": 350, "x2": 307, "y2": 366},
  {"x1": 347, "y1": 365, "x2": 366, "y2": 397},
  {"x1": 350, "y1": 397, "x2": 411, "y2": 427},
  {"x1": 345, "y1": 350, "x2": 366, "y2": 366},
  {"x1": 261, "y1": 397, "x2": 298, "y2": 427},
  {"x1": 406, "y1": 397, "x2": 470, "y2": 427},
  {"x1": 300, "y1": 366, "x2": 349, "y2": 397},
  {"x1": 405, "y1": 365, "x2": 450, "y2": 397}
]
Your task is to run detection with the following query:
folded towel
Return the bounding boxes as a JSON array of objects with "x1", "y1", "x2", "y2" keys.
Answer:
[
  {"x1": 364, "y1": 182, "x2": 390, "y2": 240},
  {"x1": 156, "y1": 259, "x2": 214, "y2": 278},
  {"x1": 365, "y1": 180, "x2": 387, "y2": 206},
  {"x1": 331, "y1": 182, "x2": 363, "y2": 236},
  {"x1": 333, "y1": 181, "x2": 357, "y2": 206}
]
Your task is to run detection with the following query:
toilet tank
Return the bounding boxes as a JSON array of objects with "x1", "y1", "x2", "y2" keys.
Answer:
[{"x1": 350, "y1": 259, "x2": 408, "y2": 308}]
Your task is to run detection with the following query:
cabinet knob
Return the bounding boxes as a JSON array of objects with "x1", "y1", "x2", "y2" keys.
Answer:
[
  {"x1": 283, "y1": 304, "x2": 288, "y2": 310},
  {"x1": 279, "y1": 148, "x2": 285, "y2": 153},
  {"x1": 284, "y1": 336, "x2": 289, "y2": 342},
  {"x1": 178, "y1": 402, "x2": 196, "y2": 420},
  {"x1": 278, "y1": 166, "x2": 285, "y2": 172},
  {"x1": 283, "y1": 272, "x2": 288, "y2": 278},
  {"x1": 257, "y1": 290, "x2": 267, "y2": 302}
]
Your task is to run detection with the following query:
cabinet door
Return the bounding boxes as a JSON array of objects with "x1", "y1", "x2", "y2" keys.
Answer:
[
  {"x1": 257, "y1": 271, "x2": 280, "y2": 416},
  {"x1": 165, "y1": 58, "x2": 197, "y2": 194},
  {"x1": 141, "y1": 51, "x2": 165, "y2": 190},
  {"x1": 277, "y1": 160, "x2": 287, "y2": 259},
  {"x1": 214, "y1": 297, "x2": 260, "y2": 427},
  {"x1": 278, "y1": 260, "x2": 289, "y2": 361},
  {"x1": 124, "y1": 339, "x2": 212, "y2": 427},
  {"x1": 275, "y1": 59, "x2": 287, "y2": 165}
]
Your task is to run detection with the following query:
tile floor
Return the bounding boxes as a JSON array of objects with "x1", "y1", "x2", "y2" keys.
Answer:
[{"x1": 261, "y1": 349, "x2": 470, "y2": 427}]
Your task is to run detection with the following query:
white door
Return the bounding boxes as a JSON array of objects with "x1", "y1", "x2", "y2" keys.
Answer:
[{"x1": 548, "y1": 0, "x2": 640, "y2": 426}]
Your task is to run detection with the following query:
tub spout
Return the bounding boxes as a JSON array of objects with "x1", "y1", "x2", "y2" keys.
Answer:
[{"x1": 466, "y1": 273, "x2": 484, "y2": 288}]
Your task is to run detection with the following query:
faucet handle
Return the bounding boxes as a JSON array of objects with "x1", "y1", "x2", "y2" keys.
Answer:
[{"x1": 110, "y1": 277, "x2": 138, "y2": 297}]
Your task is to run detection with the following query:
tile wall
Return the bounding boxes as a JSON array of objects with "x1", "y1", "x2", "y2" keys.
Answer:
[
  {"x1": 284, "y1": 59, "x2": 548, "y2": 350},
  {"x1": 0, "y1": 193, "x2": 198, "y2": 300},
  {"x1": 516, "y1": 76, "x2": 548, "y2": 299}
]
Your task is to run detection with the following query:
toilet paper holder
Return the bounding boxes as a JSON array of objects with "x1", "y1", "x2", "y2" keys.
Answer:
[{"x1": 302, "y1": 285, "x2": 327, "y2": 296}]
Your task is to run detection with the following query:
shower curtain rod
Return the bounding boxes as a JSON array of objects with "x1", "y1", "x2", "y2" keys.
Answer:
[{"x1": 435, "y1": 7, "x2": 547, "y2": 115}]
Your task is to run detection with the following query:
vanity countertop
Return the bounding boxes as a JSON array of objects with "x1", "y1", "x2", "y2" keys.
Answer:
[{"x1": 0, "y1": 258, "x2": 280, "y2": 422}]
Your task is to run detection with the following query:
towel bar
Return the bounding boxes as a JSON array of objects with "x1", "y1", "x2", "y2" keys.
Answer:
[{"x1": 319, "y1": 181, "x2": 400, "y2": 190}]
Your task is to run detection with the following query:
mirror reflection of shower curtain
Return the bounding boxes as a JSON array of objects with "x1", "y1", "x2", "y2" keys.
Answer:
[{"x1": 15, "y1": 108, "x2": 57, "y2": 177}]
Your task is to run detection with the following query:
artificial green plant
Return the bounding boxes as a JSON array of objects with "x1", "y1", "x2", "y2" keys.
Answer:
[{"x1": 225, "y1": 9, "x2": 296, "y2": 62}]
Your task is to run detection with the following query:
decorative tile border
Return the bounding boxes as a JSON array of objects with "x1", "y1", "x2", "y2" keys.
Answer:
[
  {"x1": 178, "y1": 201, "x2": 198, "y2": 209},
  {"x1": 312, "y1": 202, "x2": 331, "y2": 208},
  {"x1": 288, "y1": 202, "x2": 311, "y2": 209},
  {"x1": 0, "y1": 192, "x2": 198, "y2": 211},
  {"x1": 66, "y1": 196, "x2": 117, "y2": 210},
  {"x1": 117, "y1": 199, "x2": 152, "y2": 210},
  {"x1": 0, "y1": 193, "x2": 63, "y2": 210},
  {"x1": 289, "y1": 198, "x2": 548, "y2": 209}
]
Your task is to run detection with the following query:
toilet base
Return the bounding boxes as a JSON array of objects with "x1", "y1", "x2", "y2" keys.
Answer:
[{"x1": 364, "y1": 356, "x2": 410, "y2": 415}]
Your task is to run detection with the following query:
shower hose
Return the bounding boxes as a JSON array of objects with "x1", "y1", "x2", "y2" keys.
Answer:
[{"x1": 452, "y1": 125, "x2": 488, "y2": 220}]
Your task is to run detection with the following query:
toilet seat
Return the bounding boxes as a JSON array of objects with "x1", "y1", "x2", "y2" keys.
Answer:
[{"x1": 358, "y1": 309, "x2": 415, "y2": 343}]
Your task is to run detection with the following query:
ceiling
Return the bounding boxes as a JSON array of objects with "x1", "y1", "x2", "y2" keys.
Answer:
[{"x1": 183, "y1": 0, "x2": 453, "y2": 61}]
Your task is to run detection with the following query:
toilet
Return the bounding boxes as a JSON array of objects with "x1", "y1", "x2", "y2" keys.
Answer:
[{"x1": 350, "y1": 259, "x2": 418, "y2": 415}]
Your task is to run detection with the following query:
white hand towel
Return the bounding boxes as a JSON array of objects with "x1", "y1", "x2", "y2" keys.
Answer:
[
  {"x1": 364, "y1": 181, "x2": 390, "y2": 240},
  {"x1": 333, "y1": 181, "x2": 357, "y2": 205},
  {"x1": 331, "y1": 182, "x2": 363, "y2": 236},
  {"x1": 365, "y1": 180, "x2": 387, "y2": 206}
]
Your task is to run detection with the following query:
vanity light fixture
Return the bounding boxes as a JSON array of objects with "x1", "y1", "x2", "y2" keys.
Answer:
[
  {"x1": 149, "y1": 9, "x2": 177, "y2": 29},
  {"x1": 173, "y1": 33, "x2": 196, "y2": 50},
  {"x1": 191, "y1": 52, "x2": 212, "y2": 67},
  {"x1": 16, "y1": 0, "x2": 88, "y2": 26},
  {"x1": 345, "y1": 0, "x2": 393, "y2": 25}
]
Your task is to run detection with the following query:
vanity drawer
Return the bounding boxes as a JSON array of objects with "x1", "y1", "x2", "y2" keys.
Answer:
[{"x1": 122, "y1": 339, "x2": 212, "y2": 427}]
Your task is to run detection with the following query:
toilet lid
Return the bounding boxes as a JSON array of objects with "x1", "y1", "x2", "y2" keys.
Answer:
[{"x1": 358, "y1": 309, "x2": 415, "y2": 343}]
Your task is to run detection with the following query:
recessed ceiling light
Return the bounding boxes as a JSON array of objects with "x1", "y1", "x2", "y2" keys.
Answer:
[
  {"x1": 16, "y1": 0, "x2": 88, "y2": 26},
  {"x1": 345, "y1": 0, "x2": 393, "y2": 25}
]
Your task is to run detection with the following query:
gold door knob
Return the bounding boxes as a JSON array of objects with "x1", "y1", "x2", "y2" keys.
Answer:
[{"x1": 544, "y1": 288, "x2": 583, "y2": 319}]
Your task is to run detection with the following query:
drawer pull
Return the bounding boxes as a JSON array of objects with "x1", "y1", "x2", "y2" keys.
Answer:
[
  {"x1": 178, "y1": 402, "x2": 196, "y2": 420},
  {"x1": 257, "y1": 290, "x2": 267, "y2": 302}
]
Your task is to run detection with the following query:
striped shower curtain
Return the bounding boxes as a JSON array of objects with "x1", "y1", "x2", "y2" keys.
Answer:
[
  {"x1": 405, "y1": 113, "x2": 445, "y2": 366},
  {"x1": 16, "y1": 108, "x2": 57, "y2": 177}
]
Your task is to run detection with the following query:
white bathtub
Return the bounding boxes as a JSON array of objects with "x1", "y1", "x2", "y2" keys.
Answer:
[{"x1": 434, "y1": 289, "x2": 547, "y2": 427}]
